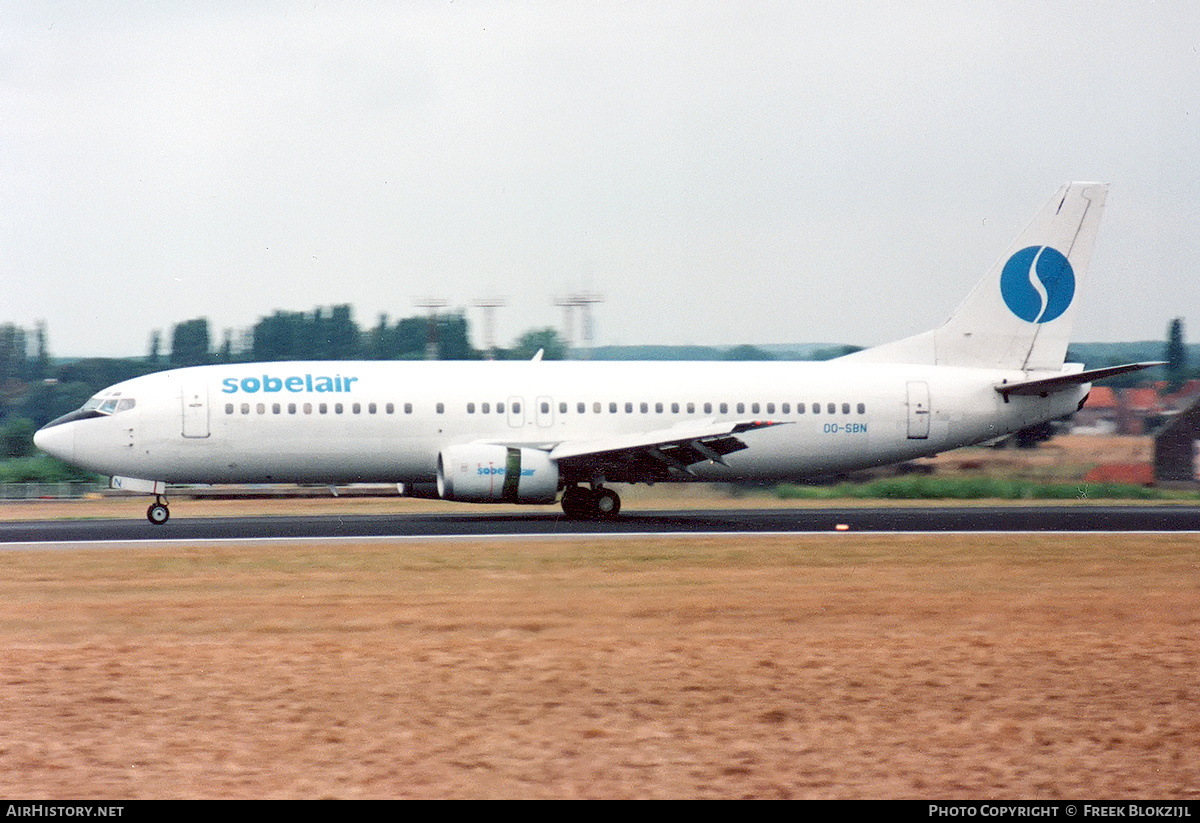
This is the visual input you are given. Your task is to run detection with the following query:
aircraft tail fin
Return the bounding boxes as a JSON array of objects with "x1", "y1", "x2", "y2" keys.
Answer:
[{"x1": 846, "y1": 182, "x2": 1109, "y2": 370}]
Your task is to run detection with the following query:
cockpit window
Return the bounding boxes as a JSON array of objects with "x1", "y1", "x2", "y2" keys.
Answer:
[
  {"x1": 39, "y1": 392, "x2": 135, "y2": 430},
  {"x1": 82, "y1": 393, "x2": 135, "y2": 416}
]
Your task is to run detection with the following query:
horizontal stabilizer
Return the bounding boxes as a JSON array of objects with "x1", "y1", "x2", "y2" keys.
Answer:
[{"x1": 995, "y1": 362, "x2": 1164, "y2": 398}]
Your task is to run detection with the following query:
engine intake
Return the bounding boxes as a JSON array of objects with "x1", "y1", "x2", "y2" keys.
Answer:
[{"x1": 437, "y1": 445, "x2": 558, "y2": 504}]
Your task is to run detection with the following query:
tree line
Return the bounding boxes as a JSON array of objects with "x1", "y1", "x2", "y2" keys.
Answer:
[
  {"x1": 158, "y1": 305, "x2": 559, "y2": 367},
  {"x1": 0, "y1": 307, "x2": 567, "y2": 462}
]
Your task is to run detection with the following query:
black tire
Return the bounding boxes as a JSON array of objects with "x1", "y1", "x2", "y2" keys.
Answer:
[
  {"x1": 560, "y1": 485, "x2": 594, "y2": 519},
  {"x1": 147, "y1": 503, "x2": 170, "y2": 525},
  {"x1": 593, "y1": 487, "x2": 621, "y2": 518}
]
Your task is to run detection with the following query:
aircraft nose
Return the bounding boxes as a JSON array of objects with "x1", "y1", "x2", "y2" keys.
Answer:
[{"x1": 33, "y1": 421, "x2": 75, "y2": 463}]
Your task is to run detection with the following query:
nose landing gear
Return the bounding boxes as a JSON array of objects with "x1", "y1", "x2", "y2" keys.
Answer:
[{"x1": 147, "y1": 495, "x2": 170, "y2": 525}]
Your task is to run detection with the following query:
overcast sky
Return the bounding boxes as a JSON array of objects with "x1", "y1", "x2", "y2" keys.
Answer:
[{"x1": 4, "y1": 1, "x2": 1198, "y2": 357}]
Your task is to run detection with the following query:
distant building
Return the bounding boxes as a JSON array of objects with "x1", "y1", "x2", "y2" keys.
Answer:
[
  {"x1": 1073, "y1": 386, "x2": 1120, "y2": 434},
  {"x1": 1070, "y1": 383, "x2": 1200, "y2": 486},
  {"x1": 1074, "y1": 385, "x2": 1164, "y2": 435},
  {"x1": 1153, "y1": 397, "x2": 1200, "y2": 485}
]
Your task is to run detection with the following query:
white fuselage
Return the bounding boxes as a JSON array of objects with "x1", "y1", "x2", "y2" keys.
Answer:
[{"x1": 40, "y1": 359, "x2": 1086, "y2": 487}]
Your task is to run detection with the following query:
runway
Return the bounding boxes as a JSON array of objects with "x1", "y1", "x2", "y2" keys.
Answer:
[{"x1": 3, "y1": 505, "x2": 1199, "y2": 544}]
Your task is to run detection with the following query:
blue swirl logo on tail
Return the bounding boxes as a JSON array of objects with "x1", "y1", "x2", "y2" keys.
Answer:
[{"x1": 999, "y1": 246, "x2": 1074, "y2": 324}]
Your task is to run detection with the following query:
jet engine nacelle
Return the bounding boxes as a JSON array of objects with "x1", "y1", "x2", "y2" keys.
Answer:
[{"x1": 437, "y1": 444, "x2": 559, "y2": 504}]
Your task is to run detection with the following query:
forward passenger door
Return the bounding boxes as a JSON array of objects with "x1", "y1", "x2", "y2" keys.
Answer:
[{"x1": 181, "y1": 382, "x2": 210, "y2": 438}]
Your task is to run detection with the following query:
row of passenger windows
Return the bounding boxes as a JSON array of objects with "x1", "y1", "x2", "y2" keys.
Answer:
[
  {"x1": 225, "y1": 401, "x2": 411, "y2": 416},
  {"x1": 226, "y1": 400, "x2": 869, "y2": 417},
  {"x1": 471, "y1": 400, "x2": 868, "y2": 416}
]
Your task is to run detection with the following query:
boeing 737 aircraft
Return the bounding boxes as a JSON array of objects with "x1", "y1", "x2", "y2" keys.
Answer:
[{"x1": 34, "y1": 183, "x2": 1159, "y2": 523}]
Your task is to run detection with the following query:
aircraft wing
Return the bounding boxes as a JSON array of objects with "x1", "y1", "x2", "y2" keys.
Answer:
[{"x1": 542, "y1": 419, "x2": 788, "y2": 483}]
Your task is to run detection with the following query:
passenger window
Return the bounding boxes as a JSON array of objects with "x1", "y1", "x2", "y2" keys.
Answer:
[
  {"x1": 288, "y1": 403, "x2": 297, "y2": 415},
  {"x1": 609, "y1": 402, "x2": 617, "y2": 413},
  {"x1": 467, "y1": 403, "x2": 475, "y2": 414},
  {"x1": 541, "y1": 401, "x2": 550, "y2": 414},
  {"x1": 686, "y1": 403, "x2": 695, "y2": 414},
  {"x1": 640, "y1": 402, "x2": 648, "y2": 413},
  {"x1": 625, "y1": 402, "x2": 633, "y2": 413},
  {"x1": 842, "y1": 403, "x2": 850, "y2": 414},
  {"x1": 655, "y1": 402, "x2": 663, "y2": 413},
  {"x1": 812, "y1": 403, "x2": 820, "y2": 415},
  {"x1": 704, "y1": 402, "x2": 712, "y2": 414},
  {"x1": 827, "y1": 403, "x2": 836, "y2": 415},
  {"x1": 319, "y1": 403, "x2": 328, "y2": 414},
  {"x1": 256, "y1": 403, "x2": 265, "y2": 415},
  {"x1": 303, "y1": 403, "x2": 313, "y2": 414},
  {"x1": 671, "y1": 402, "x2": 679, "y2": 413},
  {"x1": 857, "y1": 403, "x2": 866, "y2": 414},
  {"x1": 368, "y1": 402, "x2": 377, "y2": 414},
  {"x1": 736, "y1": 403, "x2": 745, "y2": 414},
  {"x1": 497, "y1": 402, "x2": 505, "y2": 414},
  {"x1": 436, "y1": 402, "x2": 444, "y2": 414},
  {"x1": 593, "y1": 401, "x2": 601, "y2": 413},
  {"x1": 225, "y1": 403, "x2": 234, "y2": 415},
  {"x1": 559, "y1": 402, "x2": 567, "y2": 414},
  {"x1": 751, "y1": 403, "x2": 760, "y2": 414},
  {"x1": 719, "y1": 403, "x2": 728, "y2": 414},
  {"x1": 335, "y1": 403, "x2": 344, "y2": 414},
  {"x1": 241, "y1": 403, "x2": 250, "y2": 415},
  {"x1": 352, "y1": 403, "x2": 361, "y2": 414},
  {"x1": 272, "y1": 403, "x2": 281, "y2": 414},
  {"x1": 404, "y1": 403, "x2": 412, "y2": 414},
  {"x1": 782, "y1": 403, "x2": 790, "y2": 414},
  {"x1": 796, "y1": 403, "x2": 805, "y2": 414},
  {"x1": 513, "y1": 402, "x2": 521, "y2": 413},
  {"x1": 386, "y1": 403, "x2": 395, "y2": 414},
  {"x1": 483, "y1": 402, "x2": 490, "y2": 414}
]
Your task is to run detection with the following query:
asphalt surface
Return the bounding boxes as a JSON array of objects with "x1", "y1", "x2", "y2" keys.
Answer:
[{"x1": 3, "y1": 505, "x2": 1200, "y2": 544}]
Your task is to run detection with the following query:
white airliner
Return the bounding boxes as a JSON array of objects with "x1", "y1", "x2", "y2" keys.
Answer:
[{"x1": 35, "y1": 183, "x2": 1158, "y2": 523}]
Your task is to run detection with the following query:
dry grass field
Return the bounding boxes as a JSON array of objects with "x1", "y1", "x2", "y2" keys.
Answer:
[{"x1": 0, "y1": 530, "x2": 1196, "y2": 799}]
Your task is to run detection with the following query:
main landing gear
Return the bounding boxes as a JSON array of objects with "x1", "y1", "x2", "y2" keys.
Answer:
[
  {"x1": 147, "y1": 495, "x2": 170, "y2": 525},
  {"x1": 560, "y1": 484, "x2": 621, "y2": 519}
]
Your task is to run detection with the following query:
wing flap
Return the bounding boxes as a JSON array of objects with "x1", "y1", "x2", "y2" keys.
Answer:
[{"x1": 547, "y1": 419, "x2": 787, "y2": 482}]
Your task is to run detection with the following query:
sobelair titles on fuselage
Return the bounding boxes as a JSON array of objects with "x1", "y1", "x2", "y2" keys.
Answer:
[
  {"x1": 221, "y1": 372, "x2": 359, "y2": 396},
  {"x1": 35, "y1": 183, "x2": 1160, "y2": 523}
]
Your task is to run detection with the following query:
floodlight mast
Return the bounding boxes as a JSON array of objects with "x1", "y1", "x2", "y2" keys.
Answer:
[
  {"x1": 552, "y1": 291, "x2": 605, "y2": 358},
  {"x1": 413, "y1": 297, "x2": 449, "y2": 360},
  {"x1": 472, "y1": 296, "x2": 507, "y2": 360}
]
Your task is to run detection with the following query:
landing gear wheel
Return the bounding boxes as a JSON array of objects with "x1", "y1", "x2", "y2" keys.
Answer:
[
  {"x1": 560, "y1": 485, "x2": 621, "y2": 519},
  {"x1": 561, "y1": 485, "x2": 594, "y2": 519},
  {"x1": 147, "y1": 500, "x2": 170, "y2": 525},
  {"x1": 593, "y1": 487, "x2": 621, "y2": 518}
]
